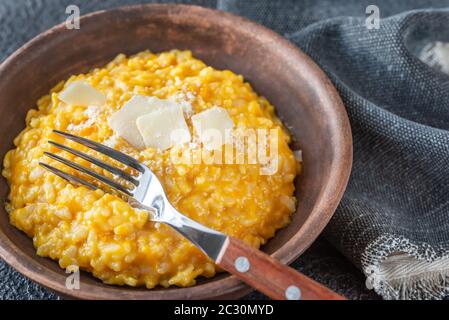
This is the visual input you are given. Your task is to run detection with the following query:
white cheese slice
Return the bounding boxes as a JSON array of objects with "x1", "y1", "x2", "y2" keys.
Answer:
[
  {"x1": 108, "y1": 96, "x2": 162, "y2": 150},
  {"x1": 59, "y1": 81, "x2": 106, "y2": 107},
  {"x1": 191, "y1": 106, "x2": 234, "y2": 150},
  {"x1": 136, "y1": 105, "x2": 191, "y2": 151}
]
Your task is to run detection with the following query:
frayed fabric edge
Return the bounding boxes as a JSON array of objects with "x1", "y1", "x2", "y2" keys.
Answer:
[{"x1": 361, "y1": 234, "x2": 449, "y2": 300}]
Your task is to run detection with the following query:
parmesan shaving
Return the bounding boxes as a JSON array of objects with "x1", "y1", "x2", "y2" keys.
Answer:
[
  {"x1": 109, "y1": 95, "x2": 194, "y2": 150},
  {"x1": 136, "y1": 105, "x2": 191, "y2": 151},
  {"x1": 108, "y1": 96, "x2": 163, "y2": 150},
  {"x1": 191, "y1": 106, "x2": 234, "y2": 150},
  {"x1": 59, "y1": 81, "x2": 106, "y2": 107},
  {"x1": 294, "y1": 150, "x2": 302, "y2": 162}
]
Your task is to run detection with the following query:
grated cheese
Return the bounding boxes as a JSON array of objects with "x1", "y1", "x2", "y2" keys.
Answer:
[
  {"x1": 169, "y1": 91, "x2": 196, "y2": 117},
  {"x1": 67, "y1": 105, "x2": 101, "y2": 131},
  {"x1": 103, "y1": 134, "x2": 120, "y2": 148}
]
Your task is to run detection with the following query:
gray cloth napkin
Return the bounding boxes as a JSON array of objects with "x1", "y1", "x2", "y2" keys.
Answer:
[{"x1": 2, "y1": 0, "x2": 449, "y2": 300}]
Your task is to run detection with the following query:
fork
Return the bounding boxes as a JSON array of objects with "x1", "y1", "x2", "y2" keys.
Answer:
[{"x1": 40, "y1": 130, "x2": 345, "y2": 300}]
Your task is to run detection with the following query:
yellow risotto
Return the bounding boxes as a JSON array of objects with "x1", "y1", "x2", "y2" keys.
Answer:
[{"x1": 2, "y1": 50, "x2": 299, "y2": 288}]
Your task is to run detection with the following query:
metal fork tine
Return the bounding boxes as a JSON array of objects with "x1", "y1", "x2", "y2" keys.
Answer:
[
  {"x1": 44, "y1": 152, "x2": 133, "y2": 196},
  {"x1": 39, "y1": 162, "x2": 98, "y2": 190},
  {"x1": 48, "y1": 140, "x2": 139, "y2": 186},
  {"x1": 52, "y1": 130, "x2": 144, "y2": 172}
]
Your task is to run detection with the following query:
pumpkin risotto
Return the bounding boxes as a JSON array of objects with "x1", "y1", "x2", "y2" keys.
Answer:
[{"x1": 2, "y1": 50, "x2": 300, "y2": 288}]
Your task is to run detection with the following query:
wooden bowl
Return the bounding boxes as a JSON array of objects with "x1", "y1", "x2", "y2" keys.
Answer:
[{"x1": 0, "y1": 4, "x2": 352, "y2": 299}]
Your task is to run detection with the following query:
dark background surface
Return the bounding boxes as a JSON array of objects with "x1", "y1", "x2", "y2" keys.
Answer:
[{"x1": 0, "y1": 0, "x2": 389, "y2": 300}]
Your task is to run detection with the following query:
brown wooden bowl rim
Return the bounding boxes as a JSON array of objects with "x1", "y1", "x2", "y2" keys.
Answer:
[{"x1": 0, "y1": 3, "x2": 352, "y2": 300}]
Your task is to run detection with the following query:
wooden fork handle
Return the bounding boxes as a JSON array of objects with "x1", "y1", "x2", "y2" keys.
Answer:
[{"x1": 216, "y1": 237, "x2": 346, "y2": 300}]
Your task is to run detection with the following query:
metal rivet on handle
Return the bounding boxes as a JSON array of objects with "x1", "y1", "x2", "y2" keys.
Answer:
[
  {"x1": 285, "y1": 285, "x2": 301, "y2": 300},
  {"x1": 234, "y1": 256, "x2": 250, "y2": 273}
]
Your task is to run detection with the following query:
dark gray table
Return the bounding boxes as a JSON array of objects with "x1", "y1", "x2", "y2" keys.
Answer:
[{"x1": 0, "y1": 0, "x2": 380, "y2": 300}]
